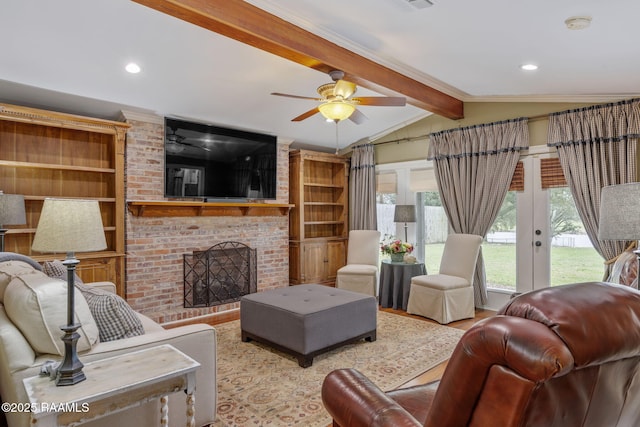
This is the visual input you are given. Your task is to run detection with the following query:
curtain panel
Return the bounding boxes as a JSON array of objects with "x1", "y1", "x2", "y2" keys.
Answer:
[
  {"x1": 349, "y1": 143, "x2": 377, "y2": 230},
  {"x1": 547, "y1": 98, "x2": 640, "y2": 277},
  {"x1": 428, "y1": 118, "x2": 529, "y2": 306}
]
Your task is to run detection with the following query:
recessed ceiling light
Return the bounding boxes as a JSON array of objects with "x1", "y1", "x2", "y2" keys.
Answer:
[
  {"x1": 521, "y1": 64, "x2": 538, "y2": 71},
  {"x1": 125, "y1": 63, "x2": 141, "y2": 74}
]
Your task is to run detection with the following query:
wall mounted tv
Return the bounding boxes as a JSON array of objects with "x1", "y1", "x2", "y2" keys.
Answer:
[{"x1": 164, "y1": 117, "x2": 277, "y2": 201}]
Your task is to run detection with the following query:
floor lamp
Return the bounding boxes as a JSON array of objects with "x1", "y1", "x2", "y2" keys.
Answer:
[
  {"x1": 394, "y1": 205, "x2": 416, "y2": 242},
  {"x1": 598, "y1": 182, "x2": 640, "y2": 288},
  {"x1": 32, "y1": 198, "x2": 107, "y2": 386},
  {"x1": 0, "y1": 192, "x2": 26, "y2": 252}
]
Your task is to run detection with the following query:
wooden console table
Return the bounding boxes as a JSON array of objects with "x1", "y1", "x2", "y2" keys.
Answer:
[
  {"x1": 127, "y1": 200, "x2": 293, "y2": 217},
  {"x1": 23, "y1": 344, "x2": 199, "y2": 427}
]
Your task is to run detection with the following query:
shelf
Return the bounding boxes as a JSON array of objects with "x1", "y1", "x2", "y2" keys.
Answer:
[
  {"x1": 304, "y1": 221, "x2": 345, "y2": 225},
  {"x1": 23, "y1": 196, "x2": 117, "y2": 202},
  {"x1": 304, "y1": 202, "x2": 343, "y2": 206},
  {"x1": 29, "y1": 251, "x2": 124, "y2": 262},
  {"x1": 0, "y1": 160, "x2": 115, "y2": 173},
  {"x1": 5, "y1": 226, "x2": 117, "y2": 235},
  {"x1": 303, "y1": 182, "x2": 344, "y2": 188},
  {"x1": 127, "y1": 201, "x2": 294, "y2": 217}
]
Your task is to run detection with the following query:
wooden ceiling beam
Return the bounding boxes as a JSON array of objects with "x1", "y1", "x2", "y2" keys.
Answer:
[{"x1": 132, "y1": 0, "x2": 464, "y2": 119}]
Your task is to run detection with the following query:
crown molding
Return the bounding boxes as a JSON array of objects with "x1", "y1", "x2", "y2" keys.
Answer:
[
  {"x1": 463, "y1": 93, "x2": 640, "y2": 103},
  {"x1": 119, "y1": 109, "x2": 163, "y2": 124}
]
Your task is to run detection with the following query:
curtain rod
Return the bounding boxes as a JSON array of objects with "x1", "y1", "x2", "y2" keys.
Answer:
[
  {"x1": 373, "y1": 113, "x2": 552, "y2": 147},
  {"x1": 373, "y1": 135, "x2": 428, "y2": 147}
]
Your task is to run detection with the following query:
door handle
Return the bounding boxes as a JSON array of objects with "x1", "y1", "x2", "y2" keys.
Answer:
[{"x1": 535, "y1": 241, "x2": 542, "y2": 247}]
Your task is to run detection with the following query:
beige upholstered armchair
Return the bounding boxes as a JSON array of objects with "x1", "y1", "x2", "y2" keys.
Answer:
[
  {"x1": 407, "y1": 233, "x2": 482, "y2": 324},
  {"x1": 336, "y1": 230, "x2": 381, "y2": 296}
]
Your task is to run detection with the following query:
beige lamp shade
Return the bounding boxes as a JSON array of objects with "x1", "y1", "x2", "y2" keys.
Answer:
[
  {"x1": 598, "y1": 182, "x2": 640, "y2": 240},
  {"x1": 0, "y1": 193, "x2": 26, "y2": 226},
  {"x1": 318, "y1": 101, "x2": 356, "y2": 121},
  {"x1": 32, "y1": 199, "x2": 107, "y2": 253},
  {"x1": 394, "y1": 205, "x2": 416, "y2": 223}
]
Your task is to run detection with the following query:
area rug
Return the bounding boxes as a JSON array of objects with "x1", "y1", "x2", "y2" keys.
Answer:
[{"x1": 212, "y1": 311, "x2": 465, "y2": 426}]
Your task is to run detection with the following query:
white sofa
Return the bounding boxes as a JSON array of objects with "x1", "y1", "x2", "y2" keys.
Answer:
[{"x1": 0, "y1": 254, "x2": 217, "y2": 427}]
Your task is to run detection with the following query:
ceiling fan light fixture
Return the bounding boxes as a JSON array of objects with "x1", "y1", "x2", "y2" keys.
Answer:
[
  {"x1": 565, "y1": 16, "x2": 592, "y2": 30},
  {"x1": 318, "y1": 101, "x2": 356, "y2": 121},
  {"x1": 165, "y1": 141, "x2": 185, "y2": 153}
]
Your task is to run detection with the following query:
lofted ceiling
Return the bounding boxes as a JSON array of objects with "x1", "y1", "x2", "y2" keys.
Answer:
[{"x1": 1, "y1": 0, "x2": 639, "y2": 151}]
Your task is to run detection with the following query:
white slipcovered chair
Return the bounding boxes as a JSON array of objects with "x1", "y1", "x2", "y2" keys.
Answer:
[
  {"x1": 407, "y1": 233, "x2": 482, "y2": 324},
  {"x1": 335, "y1": 230, "x2": 381, "y2": 296}
]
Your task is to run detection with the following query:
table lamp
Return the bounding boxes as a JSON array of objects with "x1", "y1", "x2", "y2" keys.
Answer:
[
  {"x1": 32, "y1": 198, "x2": 107, "y2": 386},
  {"x1": 598, "y1": 182, "x2": 640, "y2": 287},
  {"x1": 0, "y1": 192, "x2": 26, "y2": 252},
  {"x1": 394, "y1": 205, "x2": 416, "y2": 242}
]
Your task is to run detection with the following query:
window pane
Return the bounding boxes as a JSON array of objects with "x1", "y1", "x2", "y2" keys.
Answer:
[
  {"x1": 376, "y1": 192, "x2": 397, "y2": 240},
  {"x1": 549, "y1": 187, "x2": 602, "y2": 285},
  {"x1": 486, "y1": 192, "x2": 517, "y2": 291},
  {"x1": 423, "y1": 191, "x2": 448, "y2": 274}
]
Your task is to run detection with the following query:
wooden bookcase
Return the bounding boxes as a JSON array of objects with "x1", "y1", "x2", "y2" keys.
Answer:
[
  {"x1": 0, "y1": 103, "x2": 129, "y2": 295},
  {"x1": 289, "y1": 149, "x2": 348, "y2": 285}
]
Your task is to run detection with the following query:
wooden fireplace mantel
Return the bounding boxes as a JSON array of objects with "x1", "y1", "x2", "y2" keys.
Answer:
[{"x1": 127, "y1": 201, "x2": 294, "y2": 217}]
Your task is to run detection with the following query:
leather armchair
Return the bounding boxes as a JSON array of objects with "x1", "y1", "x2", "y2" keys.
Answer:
[{"x1": 322, "y1": 282, "x2": 640, "y2": 427}]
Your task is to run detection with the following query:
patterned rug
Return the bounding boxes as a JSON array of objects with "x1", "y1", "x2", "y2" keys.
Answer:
[{"x1": 212, "y1": 311, "x2": 465, "y2": 426}]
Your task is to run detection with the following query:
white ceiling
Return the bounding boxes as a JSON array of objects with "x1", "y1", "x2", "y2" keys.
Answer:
[{"x1": 1, "y1": 0, "x2": 639, "y2": 151}]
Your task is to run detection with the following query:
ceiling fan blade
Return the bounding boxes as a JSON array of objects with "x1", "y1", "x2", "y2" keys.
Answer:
[
  {"x1": 353, "y1": 96, "x2": 407, "y2": 106},
  {"x1": 292, "y1": 107, "x2": 320, "y2": 122},
  {"x1": 333, "y1": 80, "x2": 357, "y2": 99},
  {"x1": 348, "y1": 109, "x2": 368, "y2": 125},
  {"x1": 271, "y1": 92, "x2": 321, "y2": 101},
  {"x1": 181, "y1": 140, "x2": 211, "y2": 152}
]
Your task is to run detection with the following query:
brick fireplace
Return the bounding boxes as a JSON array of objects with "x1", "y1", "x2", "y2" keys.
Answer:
[{"x1": 122, "y1": 112, "x2": 291, "y2": 324}]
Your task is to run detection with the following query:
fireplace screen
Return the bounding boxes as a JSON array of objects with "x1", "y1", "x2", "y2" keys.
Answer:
[{"x1": 184, "y1": 241, "x2": 257, "y2": 307}]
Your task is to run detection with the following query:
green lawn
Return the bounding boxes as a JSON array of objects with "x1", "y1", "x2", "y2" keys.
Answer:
[{"x1": 422, "y1": 242, "x2": 605, "y2": 290}]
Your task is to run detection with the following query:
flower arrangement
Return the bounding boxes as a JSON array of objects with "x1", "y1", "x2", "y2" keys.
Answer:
[{"x1": 380, "y1": 239, "x2": 414, "y2": 255}]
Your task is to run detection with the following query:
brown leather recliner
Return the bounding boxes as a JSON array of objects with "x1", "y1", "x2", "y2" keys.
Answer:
[{"x1": 322, "y1": 282, "x2": 640, "y2": 427}]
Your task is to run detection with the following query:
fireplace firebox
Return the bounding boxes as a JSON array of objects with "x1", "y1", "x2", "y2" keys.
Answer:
[{"x1": 184, "y1": 241, "x2": 257, "y2": 307}]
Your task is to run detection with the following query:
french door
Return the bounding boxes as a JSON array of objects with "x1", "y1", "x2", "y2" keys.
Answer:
[
  {"x1": 515, "y1": 155, "x2": 551, "y2": 292},
  {"x1": 513, "y1": 155, "x2": 600, "y2": 293}
]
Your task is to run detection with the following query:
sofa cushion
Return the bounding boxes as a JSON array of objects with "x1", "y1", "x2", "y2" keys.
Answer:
[
  {"x1": 0, "y1": 260, "x2": 43, "y2": 303},
  {"x1": 42, "y1": 259, "x2": 84, "y2": 285},
  {"x1": 76, "y1": 283, "x2": 145, "y2": 342},
  {"x1": 3, "y1": 274, "x2": 99, "y2": 355},
  {"x1": 0, "y1": 252, "x2": 43, "y2": 271}
]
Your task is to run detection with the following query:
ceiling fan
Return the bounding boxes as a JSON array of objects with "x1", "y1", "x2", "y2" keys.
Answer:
[
  {"x1": 271, "y1": 70, "x2": 406, "y2": 124},
  {"x1": 165, "y1": 126, "x2": 211, "y2": 153}
]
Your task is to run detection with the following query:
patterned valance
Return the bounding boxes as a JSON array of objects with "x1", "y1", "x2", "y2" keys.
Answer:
[
  {"x1": 547, "y1": 98, "x2": 640, "y2": 147},
  {"x1": 428, "y1": 117, "x2": 529, "y2": 160}
]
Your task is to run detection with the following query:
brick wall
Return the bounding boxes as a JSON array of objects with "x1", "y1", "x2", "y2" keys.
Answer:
[{"x1": 122, "y1": 112, "x2": 290, "y2": 323}]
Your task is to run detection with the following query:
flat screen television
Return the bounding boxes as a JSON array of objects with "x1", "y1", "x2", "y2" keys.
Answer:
[{"x1": 164, "y1": 117, "x2": 277, "y2": 201}]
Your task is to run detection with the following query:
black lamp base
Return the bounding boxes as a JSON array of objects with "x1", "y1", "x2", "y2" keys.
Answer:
[
  {"x1": 56, "y1": 255, "x2": 85, "y2": 386},
  {"x1": 55, "y1": 324, "x2": 86, "y2": 386}
]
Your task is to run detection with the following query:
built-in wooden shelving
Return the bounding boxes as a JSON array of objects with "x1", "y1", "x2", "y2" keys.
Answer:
[
  {"x1": 0, "y1": 102, "x2": 129, "y2": 296},
  {"x1": 127, "y1": 201, "x2": 294, "y2": 217}
]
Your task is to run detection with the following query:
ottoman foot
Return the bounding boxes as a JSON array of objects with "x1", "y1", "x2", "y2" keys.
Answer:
[
  {"x1": 241, "y1": 328, "x2": 377, "y2": 368},
  {"x1": 366, "y1": 330, "x2": 377, "y2": 342}
]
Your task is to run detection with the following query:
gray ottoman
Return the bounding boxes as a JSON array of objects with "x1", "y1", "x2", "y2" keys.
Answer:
[{"x1": 240, "y1": 284, "x2": 377, "y2": 367}]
